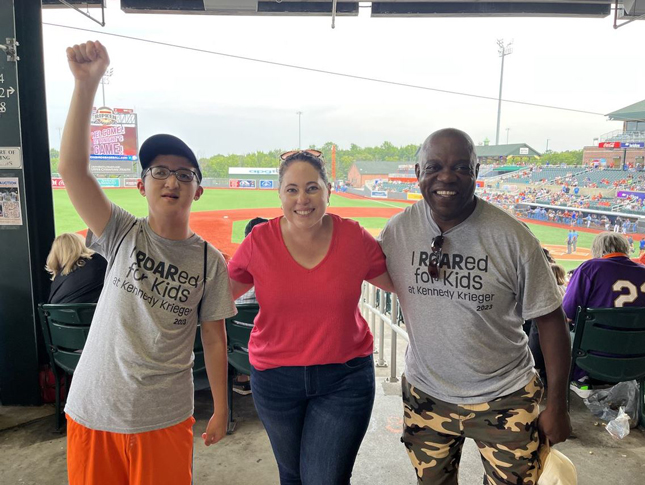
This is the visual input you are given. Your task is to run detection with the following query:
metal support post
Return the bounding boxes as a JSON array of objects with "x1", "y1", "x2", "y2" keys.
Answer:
[
  {"x1": 369, "y1": 284, "x2": 378, "y2": 354},
  {"x1": 387, "y1": 293, "x2": 399, "y2": 382},
  {"x1": 376, "y1": 290, "x2": 388, "y2": 367}
]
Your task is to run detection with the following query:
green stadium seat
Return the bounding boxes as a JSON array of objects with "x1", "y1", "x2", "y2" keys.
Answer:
[
  {"x1": 225, "y1": 304, "x2": 258, "y2": 434},
  {"x1": 569, "y1": 307, "x2": 645, "y2": 427},
  {"x1": 38, "y1": 303, "x2": 95, "y2": 432}
]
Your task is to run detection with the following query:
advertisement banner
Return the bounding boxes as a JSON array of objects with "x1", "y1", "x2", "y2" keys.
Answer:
[
  {"x1": 371, "y1": 190, "x2": 387, "y2": 198},
  {"x1": 51, "y1": 177, "x2": 65, "y2": 189},
  {"x1": 598, "y1": 142, "x2": 620, "y2": 148},
  {"x1": 124, "y1": 178, "x2": 139, "y2": 188},
  {"x1": 259, "y1": 180, "x2": 274, "y2": 189},
  {"x1": 229, "y1": 167, "x2": 278, "y2": 175},
  {"x1": 229, "y1": 179, "x2": 257, "y2": 189},
  {"x1": 90, "y1": 107, "x2": 138, "y2": 174},
  {"x1": 407, "y1": 193, "x2": 423, "y2": 201},
  {"x1": 621, "y1": 142, "x2": 645, "y2": 148},
  {"x1": 617, "y1": 190, "x2": 645, "y2": 200},
  {"x1": 519, "y1": 147, "x2": 529, "y2": 155},
  {"x1": 97, "y1": 178, "x2": 121, "y2": 188}
]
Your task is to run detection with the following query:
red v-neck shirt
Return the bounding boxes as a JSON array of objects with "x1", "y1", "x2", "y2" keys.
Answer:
[{"x1": 228, "y1": 214, "x2": 387, "y2": 370}]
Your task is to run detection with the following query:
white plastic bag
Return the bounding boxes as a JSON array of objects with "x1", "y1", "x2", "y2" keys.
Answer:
[
  {"x1": 606, "y1": 406, "x2": 631, "y2": 440},
  {"x1": 537, "y1": 441, "x2": 577, "y2": 485}
]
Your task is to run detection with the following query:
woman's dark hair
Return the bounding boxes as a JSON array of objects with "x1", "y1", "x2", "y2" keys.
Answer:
[{"x1": 278, "y1": 151, "x2": 329, "y2": 188}]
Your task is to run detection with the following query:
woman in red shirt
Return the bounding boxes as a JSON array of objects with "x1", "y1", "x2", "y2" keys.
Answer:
[{"x1": 228, "y1": 150, "x2": 393, "y2": 485}]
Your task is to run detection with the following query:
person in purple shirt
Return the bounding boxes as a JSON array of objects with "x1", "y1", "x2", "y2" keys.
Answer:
[
  {"x1": 563, "y1": 232, "x2": 645, "y2": 393},
  {"x1": 563, "y1": 232, "x2": 645, "y2": 319}
]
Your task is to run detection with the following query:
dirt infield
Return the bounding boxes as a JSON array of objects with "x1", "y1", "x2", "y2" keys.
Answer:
[
  {"x1": 541, "y1": 244, "x2": 590, "y2": 261},
  {"x1": 188, "y1": 207, "x2": 404, "y2": 257}
]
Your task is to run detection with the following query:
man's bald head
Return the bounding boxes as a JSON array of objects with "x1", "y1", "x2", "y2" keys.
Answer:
[{"x1": 418, "y1": 128, "x2": 476, "y2": 165}]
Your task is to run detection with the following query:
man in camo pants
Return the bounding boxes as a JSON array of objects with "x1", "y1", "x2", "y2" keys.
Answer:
[{"x1": 379, "y1": 129, "x2": 571, "y2": 484}]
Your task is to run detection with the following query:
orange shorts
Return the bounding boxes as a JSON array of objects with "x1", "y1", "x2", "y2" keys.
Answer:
[{"x1": 66, "y1": 415, "x2": 195, "y2": 485}]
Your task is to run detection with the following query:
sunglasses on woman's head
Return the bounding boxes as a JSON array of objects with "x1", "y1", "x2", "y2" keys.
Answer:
[{"x1": 279, "y1": 149, "x2": 323, "y2": 161}]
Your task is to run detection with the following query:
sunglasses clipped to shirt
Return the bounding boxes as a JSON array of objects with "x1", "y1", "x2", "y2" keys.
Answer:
[
  {"x1": 279, "y1": 149, "x2": 323, "y2": 161},
  {"x1": 428, "y1": 234, "x2": 444, "y2": 279},
  {"x1": 144, "y1": 166, "x2": 199, "y2": 183}
]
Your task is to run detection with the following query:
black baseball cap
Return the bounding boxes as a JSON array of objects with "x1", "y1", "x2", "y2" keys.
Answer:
[{"x1": 139, "y1": 134, "x2": 202, "y2": 183}]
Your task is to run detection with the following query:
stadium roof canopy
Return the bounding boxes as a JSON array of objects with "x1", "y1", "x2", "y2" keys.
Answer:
[
  {"x1": 353, "y1": 161, "x2": 406, "y2": 175},
  {"x1": 474, "y1": 143, "x2": 541, "y2": 158},
  {"x1": 606, "y1": 99, "x2": 645, "y2": 122},
  {"x1": 43, "y1": 0, "x2": 624, "y2": 19}
]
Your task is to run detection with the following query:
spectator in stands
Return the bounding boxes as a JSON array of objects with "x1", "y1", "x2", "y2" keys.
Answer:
[
  {"x1": 379, "y1": 128, "x2": 570, "y2": 483},
  {"x1": 563, "y1": 232, "x2": 645, "y2": 392},
  {"x1": 564, "y1": 232, "x2": 645, "y2": 318},
  {"x1": 231, "y1": 217, "x2": 268, "y2": 396},
  {"x1": 234, "y1": 217, "x2": 269, "y2": 306},
  {"x1": 59, "y1": 41, "x2": 236, "y2": 485},
  {"x1": 46, "y1": 233, "x2": 107, "y2": 304},
  {"x1": 528, "y1": 263, "x2": 568, "y2": 384},
  {"x1": 228, "y1": 149, "x2": 394, "y2": 484}
]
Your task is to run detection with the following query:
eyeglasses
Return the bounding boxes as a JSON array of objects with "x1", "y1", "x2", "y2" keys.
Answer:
[
  {"x1": 144, "y1": 166, "x2": 199, "y2": 183},
  {"x1": 279, "y1": 149, "x2": 323, "y2": 161},
  {"x1": 428, "y1": 234, "x2": 444, "y2": 279}
]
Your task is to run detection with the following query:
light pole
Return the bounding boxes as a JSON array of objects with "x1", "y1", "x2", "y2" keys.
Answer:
[
  {"x1": 495, "y1": 39, "x2": 513, "y2": 146},
  {"x1": 505, "y1": 128, "x2": 510, "y2": 145},
  {"x1": 100, "y1": 68, "x2": 113, "y2": 107},
  {"x1": 546, "y1": 139, "x2": 550, "y2": 153},
  {"x1": 296, "y1": 111, "x2": 303, "y2": 149}
]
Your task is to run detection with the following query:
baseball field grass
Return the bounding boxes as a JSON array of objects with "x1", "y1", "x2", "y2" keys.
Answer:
[{"x1": 52, "y1": 188, "x2": 590, "y2": 270}]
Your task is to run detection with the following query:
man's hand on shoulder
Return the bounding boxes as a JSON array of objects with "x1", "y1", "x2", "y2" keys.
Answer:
[
  {"x1": 66, "y1": 40, "x2": 110, "y2": 85},
  {"x1": 537, "y1": 406, "x2": 571, "y2": 445}
]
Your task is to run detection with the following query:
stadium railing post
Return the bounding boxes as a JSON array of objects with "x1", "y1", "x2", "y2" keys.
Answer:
[
  {"x1": 387, "y1": 293, "x2": 399, "y2": 382},
  {"x1": 376, "y1": 288, "x2": 388, "y2": 368}
]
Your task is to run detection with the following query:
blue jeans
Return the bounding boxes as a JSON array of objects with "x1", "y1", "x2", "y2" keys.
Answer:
[{"x1": 250, "y1": 355, "x2": 375, "y2": 485}]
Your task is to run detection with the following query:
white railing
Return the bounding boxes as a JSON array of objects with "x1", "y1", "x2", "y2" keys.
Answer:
[{"x1": 360, "y1": 283, "x2": 408, "y2": 383}]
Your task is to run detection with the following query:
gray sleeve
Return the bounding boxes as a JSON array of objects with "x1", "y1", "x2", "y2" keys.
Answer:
[
  {"x1": 199, "y1": 246, "x2": 237, "y2": 323},
  {"x1": 517, "y1": 242, "x2": 563, "y2": 320},
  {"x1": 86, "y1": 203, "x2": 137, "y2": 262}
]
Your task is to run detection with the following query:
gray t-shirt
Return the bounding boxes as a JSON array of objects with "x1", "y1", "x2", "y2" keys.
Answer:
[
  {"x1": 379, "y1": 197, "x2": 561, "y2": 404},
  {"x1": 65, "y1": 204, "x2": 237, "y2": 433}
]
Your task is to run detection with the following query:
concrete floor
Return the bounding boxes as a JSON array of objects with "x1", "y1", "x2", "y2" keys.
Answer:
[{"x1": 2, "y1": 328, "x2": 645, "y2": 484}]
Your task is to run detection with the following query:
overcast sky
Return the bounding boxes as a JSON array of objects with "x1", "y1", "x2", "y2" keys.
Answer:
[{"x1": 41, "y1": 1, "x2": 645, "y2": 158}]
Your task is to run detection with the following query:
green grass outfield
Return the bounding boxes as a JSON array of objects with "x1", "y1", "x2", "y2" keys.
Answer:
[{"x1": 53, "y1": 188, "x2": 587, "y2": 270}]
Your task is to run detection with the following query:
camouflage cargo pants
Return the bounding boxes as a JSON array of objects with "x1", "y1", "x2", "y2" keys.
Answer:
[{"x1": 401, "y1": 374, "x2": 544, "y2": 485}]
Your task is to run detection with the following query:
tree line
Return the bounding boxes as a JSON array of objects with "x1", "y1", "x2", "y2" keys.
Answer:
[{"x1": 49, "y1": 145, "x2": 585, "y2": 180}]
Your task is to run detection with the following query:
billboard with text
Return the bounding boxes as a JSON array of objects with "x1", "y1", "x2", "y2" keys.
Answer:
[{"x1": 90, "y1": 107, "x2": 138, "y2": 174}]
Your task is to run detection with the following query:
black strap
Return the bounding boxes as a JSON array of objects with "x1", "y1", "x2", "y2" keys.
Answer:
[
  {"x1": 197, "y1": 241, "x2": 207, "y2": 321},
  {"x1": 113, "y1": 221, "x2": 137, "y2": 260}
]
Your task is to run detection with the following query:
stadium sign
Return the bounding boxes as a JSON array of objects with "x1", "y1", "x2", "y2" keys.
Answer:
[
  {"x1": 229, "y1": 168, "x2": 278, "y2": 175},
  {"x1": 229, "y1": 179, "x2": 257, "y2": 189},
  {"x1": 407, "y1": 193, "x2": 423, "y2": 201},
  {"x1": 259, "y1": 180, "x2": 274, "y2": 189},
  {"x1": 621, "y1": 142, "x2": 645, "y2": 148},
  {"x1": 97, "y1": 178, "x2": 121, "y2": 188},
  {"x1": 598, "y1": 142, "x2": 621, "y2": 148},
  {"x1": 371, "y1": 190, "x2": 387, "y2": 198},
  {"x1": 90, "y1": 107, "x2": 138, "y2": 174},
  {"x1": 617, "y1": 190, "x2": 645, "y2": 200}
]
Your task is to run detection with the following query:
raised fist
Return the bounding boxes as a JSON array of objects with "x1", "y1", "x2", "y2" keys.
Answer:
[{"x1": 66, "y1": 40, "x2": 110, "y2": 84}]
